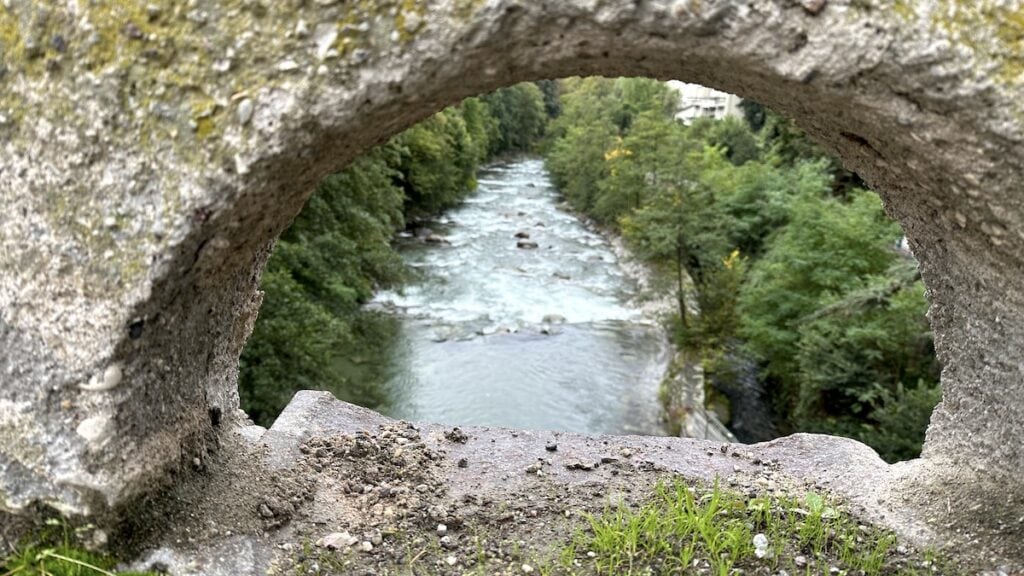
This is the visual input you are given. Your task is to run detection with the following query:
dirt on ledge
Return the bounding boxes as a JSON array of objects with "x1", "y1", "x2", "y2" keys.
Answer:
[{"x1": 113, "y1": 392, "x2": 1017, "y2": 575}]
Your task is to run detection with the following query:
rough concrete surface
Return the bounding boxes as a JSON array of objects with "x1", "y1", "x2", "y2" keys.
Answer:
[
  {"x1": 1, "y1": 0, "x2": 1023, "y2": 569},
  {"x1": 124, "y1": 392, "x2": 1017, "y2": 573}
]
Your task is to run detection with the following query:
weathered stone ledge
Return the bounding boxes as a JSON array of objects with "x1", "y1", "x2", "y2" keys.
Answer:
[{"x1": 126, "y1": 392, "x2": 1020, "y2": 574}]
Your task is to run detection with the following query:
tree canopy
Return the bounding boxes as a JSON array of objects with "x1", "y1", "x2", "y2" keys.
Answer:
[{"x1": 542, "y1": 77, "x2": 938, "y2": 462}]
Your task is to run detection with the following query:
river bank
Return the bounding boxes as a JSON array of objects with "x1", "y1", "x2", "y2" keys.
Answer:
[{"x1": 564, "y1": 197, "x2": 736, "y2": 442}]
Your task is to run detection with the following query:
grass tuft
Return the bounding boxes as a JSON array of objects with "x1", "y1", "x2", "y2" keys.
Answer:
[
  {"x1": 554, "y1": 478, "x2": 961, "y2": 575},
  {"x1": 0, "y1": 520, "x2": 156, "y2": 576}
]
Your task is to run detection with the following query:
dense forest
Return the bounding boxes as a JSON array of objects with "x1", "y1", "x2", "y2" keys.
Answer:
[
  {"x1": 542, "y1": 77, "x2": 940, "y2": 462},
  {"x1": 240, "y1": 77, "x2": 939, "y2": 463},
  {"x1": 238, "y1": 83, "x2": 549, "y2": 425}
]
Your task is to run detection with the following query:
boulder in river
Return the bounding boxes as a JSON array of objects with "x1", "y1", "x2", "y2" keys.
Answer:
[
  {"x1": 414, "y1": 227, "x2": 434, "y2": 238},
  {"x1": 552, "y1": 272, "x2": 571, "y2": 281},
  {"x1": 539, "y1": 323, "x2": 564, "y2": 336},
  {"x1": 516, "y1": 240, "x2": 539, "y2": 249},
  {"x1": 425, "y1": 234, "x2": 450, "y2": 244},
  {"x1": 514, "y1": 231, "x2": 531, "y2": 239},
  {"x1": 542, "y1": 314, "x2": 567, "y2": 324}
]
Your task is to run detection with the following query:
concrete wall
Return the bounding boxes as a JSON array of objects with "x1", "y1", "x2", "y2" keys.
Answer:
[{"x1": 1, "y1": 0, "x2": 1022, "y2": 538}]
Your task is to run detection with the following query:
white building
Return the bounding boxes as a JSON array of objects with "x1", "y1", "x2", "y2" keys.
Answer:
[{"x1": 666, "y1": 81, "x2": 743, "y2": 125}]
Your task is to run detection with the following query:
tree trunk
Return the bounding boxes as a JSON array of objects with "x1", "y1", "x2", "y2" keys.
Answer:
[{"x1": 676, "y1": 240, "x2": 688, "y2": 331}]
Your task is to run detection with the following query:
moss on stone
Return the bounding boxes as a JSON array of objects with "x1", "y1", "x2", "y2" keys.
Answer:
[
  {"x1": 191, "y1": 98, "x2": 220, "y2": 140},
  {"x1": 891, "y1": 0, "x2": 914, "y2": 21},
  {"x1": 331, "y1": 0, "x2": 426, "y2": 56},
  {"x1": 0, "y1": 0, "x2": 515, "y2": 296},
  {"x1": 453, "y1": 0, "x2": 489, "y2": 21},
  {"x1": 0, "y1": 6, "x2": 24, "y2": 65},
  {"x1": 931, "y1": 1, "x2": 1024, "y2": 84},
  {"x1": 395, "y1": 0, "x2": 427, "y2": 43}
]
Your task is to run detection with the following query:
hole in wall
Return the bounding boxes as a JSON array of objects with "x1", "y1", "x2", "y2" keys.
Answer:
[{"x1": 235, "y1": 77, "x2": 940, "y2": 465}]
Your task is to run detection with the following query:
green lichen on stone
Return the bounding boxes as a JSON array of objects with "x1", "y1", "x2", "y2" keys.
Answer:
[
  {"x1": 452, "y1": 0, "x2": 488, "y2": 21},
  {"x1": 0, "y1": 6, "x2": 23, "y2": 62},
  {"x1": 0, "y1": 2, "x2": 55, "y2": 77},
  {"x1": 191, "y1": 97, "x2": 220, "y2": 140},
  {"x1": 79, "y1": 1, "x2": 151, "y2": 72},
  {"x1": 334, "y1": 7, "x2": 365, "y2": 58},
  {"x1": 194, "y1": 116, "x2": 216, "y2": 140},
  {"x1": 395, "y1": 0, "x2": 427, "y2": 43},
  {"x1": 331, "y1": 0, "x2": 421, "y2": 56},
  {"x1": 891, "y1": 0, "x2": 914, "y2": 21},
  {"x1": 5, "y1": 0, "x2": 496, "y2": 294},
  {"x1": 10, "y1": 1, "x2": 299, "y2": 293},
  {"x1": 328, "y1": 0, "x2": 482, "y2": 57},
  {"x1": 39, "y1": 183, "x2": 150, "y2": 297},
  {"x1": 931, "y1": 0, "x2": 1024, "y2": 84}
]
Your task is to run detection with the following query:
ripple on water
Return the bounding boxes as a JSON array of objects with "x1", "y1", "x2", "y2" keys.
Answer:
[{"x1": 368, "y1": 158, "x2": 668, "y2": 436}]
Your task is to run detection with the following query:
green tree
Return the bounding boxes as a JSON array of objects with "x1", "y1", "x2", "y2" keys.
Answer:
[
  {"x1": 740, "y1": 189, "x2": 900, "y2": 380},
  {"x1": 596, "y1": 110, "x2": 686, "y2": 224},
  {"x1": 738, "y1": 188, "x2": 938, "y2": 460},
  {"x1": 546, "y1": 77, "x2": 681, "y2": 218},
  {"x1": 481, "y1": 82, "x2": 548, "y2": 154},
  {"x1": 546, "y1": 122, "x2": 615, "y2": 213},
  {"x1": 620, "y1": 147, "x2": 733, "y2": 329},
  {"x1": 541, "y1": 76, "x2": 939, "y2": 462},
  {"x1": 857, "y1": 379, "x2": 941, "y2": 461},
  {"x1": 610, "y1": 77, "x2": 678, "y2": 131},
  {"x1": 738, "y1": 99, "x2": 767, "y2": 133},
  {"x1": 704, "y1": 116, "x2": 761, "y2": 166},
  {"x1": 710, "y1": 159, "x2": 830, "y2": 259},
  {"x1": 760, "y1": 109, "x2": 865, "y2": 198},
  {"x1": 458, "y1": 96, "x2": 497, "y2": 166},
  {"x1": 535, "y1": 79, "x2": 562, "y2": 118},
  {"x1": 392, "y1": 108, "x2": 481, "y2": 218},
  {"x1": 239, "y1": 151, "x2": 407, "y2": 425}
]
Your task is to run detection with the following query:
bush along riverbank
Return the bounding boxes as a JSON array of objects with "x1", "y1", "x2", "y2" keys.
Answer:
[
  {"x1": 541, "y1": 77, "x2": 940, "y2": 462},
  {"x1": 563, "y1": 199, "x2": 736, "y2": 442},
  {"x1": 239, "y1": 82, "x2": 551, "y2": 427}
]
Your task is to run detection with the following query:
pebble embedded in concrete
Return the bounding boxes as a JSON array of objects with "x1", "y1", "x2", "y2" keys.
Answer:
[
  {"x1": 237, "y1": 99, "x2": 254, "y2": 125},
  {"x1": 317, "y1": 531, "x2": 357, "y2": 550},
  {"x1": 76, "y1": 414, "x2": 113, "y2": 448}
]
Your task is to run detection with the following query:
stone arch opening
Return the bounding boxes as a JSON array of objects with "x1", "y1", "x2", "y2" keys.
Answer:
[
  {"x1": 236, "y1": 77, "x2": 928, "y2": 452},
  {"x1": 2, "y1": 0, "x2": 1022, "y2": 562}
]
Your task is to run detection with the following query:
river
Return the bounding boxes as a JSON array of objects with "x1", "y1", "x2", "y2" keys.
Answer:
[{"x1": 363, "y1": 157, "x2": 670, "y2": 436}]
